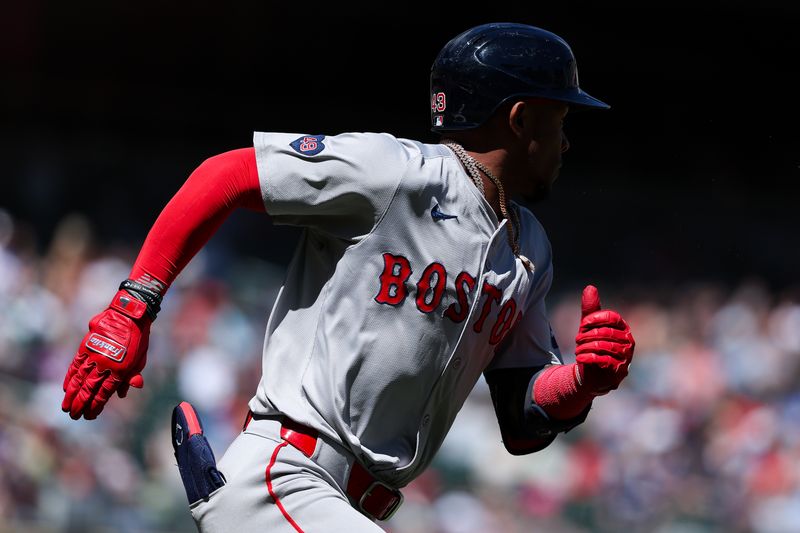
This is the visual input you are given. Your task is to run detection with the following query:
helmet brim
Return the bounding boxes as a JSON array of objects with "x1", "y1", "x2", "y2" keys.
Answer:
[{"x1": 559, "y1": 89, "x2": 610, "y2": 111}]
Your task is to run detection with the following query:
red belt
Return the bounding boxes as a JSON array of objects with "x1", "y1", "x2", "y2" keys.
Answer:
[{"x1": 244, "y1": 411, "x2": 403, "y2": 521}]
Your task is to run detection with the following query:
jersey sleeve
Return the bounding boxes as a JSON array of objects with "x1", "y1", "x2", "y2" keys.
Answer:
[
  {"x1": 486, "y1": 214, "x2": 561, "y2": 371},
  {"x1": 253, "y1": 131, "x2": 410, "y2": 240},
  {"x1": 487, "y1": 286, "x2": 562, "y2": 371}
]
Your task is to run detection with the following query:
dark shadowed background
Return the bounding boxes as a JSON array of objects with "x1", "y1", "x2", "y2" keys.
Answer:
[
  {"x1": 4, "y1": 2, "x2": 798, "y2": 290},
  {"x1": 2, "y1": 3, "x2": 800, "y2": 533}
]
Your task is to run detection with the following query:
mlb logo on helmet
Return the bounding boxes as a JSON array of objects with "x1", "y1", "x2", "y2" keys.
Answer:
[
  {"x1": 434, "y1": 116, "x2": 443, "y2": 127},
  {"x1": 290, "y1": 135, "x2": 326, "y2": 156}
]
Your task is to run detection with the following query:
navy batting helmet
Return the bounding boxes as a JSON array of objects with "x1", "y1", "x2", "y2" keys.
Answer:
[{"x1": 430, "y1": 23, "x2": 609, "y2": 131}]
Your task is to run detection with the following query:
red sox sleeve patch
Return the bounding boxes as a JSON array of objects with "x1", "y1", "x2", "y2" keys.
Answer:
[
  {"x1": 85, "y1": 333, "x2": 126, "y2": 362},
  {"x1": 289, "y1": 135, "x2": 326, "y2": 156}
]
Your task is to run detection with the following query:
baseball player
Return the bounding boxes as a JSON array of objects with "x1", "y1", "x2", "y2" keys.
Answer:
[{"x1": 62, "y1": 23, "x2": 635, "y2": 531}]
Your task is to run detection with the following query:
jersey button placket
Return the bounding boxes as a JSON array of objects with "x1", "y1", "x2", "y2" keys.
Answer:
[{"x1": 484, "y1": 226, "x2": 504, "y2": 272}]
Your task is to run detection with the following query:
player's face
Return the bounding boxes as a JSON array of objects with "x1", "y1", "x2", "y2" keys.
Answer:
[{"x1": 514, "y1": 100, "x2": 570, "y2": 203}]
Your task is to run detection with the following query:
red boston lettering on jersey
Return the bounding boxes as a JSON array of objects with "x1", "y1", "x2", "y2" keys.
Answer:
[
  {"x1": 494, "y1": 311, "x2": 523, "y2": 354},
  {"x1": 489, "y1": 298, "x2": 517, "y2": 345},
  {"x1": 374, "y1": 255, "x2": 520, "y2": 341},
  {"x1": 374, "y1": 253, "x2": 413, "y2": 306},
  {"x1": 416, "y1": 262, "x2": 447, "y2": 313},
  {"x1": 444, "y1": 271, "x2": 476, "y2": 323},
  {"x1": 473, "y1": 282, "x2": 502, "y2": 333}
]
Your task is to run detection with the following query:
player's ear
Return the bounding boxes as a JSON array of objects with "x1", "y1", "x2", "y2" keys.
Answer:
[{"x1": 508, "y1": 101, "x2": 527, "y2": 137}]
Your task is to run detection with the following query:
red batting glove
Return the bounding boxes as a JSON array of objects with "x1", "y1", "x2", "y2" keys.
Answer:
[
  {"x1": 574, "y1": 285, "x2": 635, "y2": 396},
  {"x1": 62, "y1": 290, "x2": 152, "y2": 420}
]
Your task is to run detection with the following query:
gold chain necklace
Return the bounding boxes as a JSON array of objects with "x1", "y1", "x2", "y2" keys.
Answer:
[{"x1": 442, "y1": 140, "x2": 532, "y2": 271}]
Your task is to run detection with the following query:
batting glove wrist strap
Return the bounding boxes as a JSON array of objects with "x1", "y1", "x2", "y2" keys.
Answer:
[
  {"x1": 524, "y1": 368, "x2": 592, "y2": 438},
  {"x1": 119, "y1": 279, "x2": 162, "y2": 321}
]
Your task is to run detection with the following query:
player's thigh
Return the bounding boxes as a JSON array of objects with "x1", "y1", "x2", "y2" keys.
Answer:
[
  {"x1": 191, "y1": 431, "x2": 383, "y2": 532},
  {"x1": 268, "y1": 465, "x2": 384, "y2": 533}
]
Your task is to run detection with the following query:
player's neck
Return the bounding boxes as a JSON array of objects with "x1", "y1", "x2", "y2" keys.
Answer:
[
  {"x1": 441, "y1": 137, "x2": 510, "y2": 220},
  {"x1": 467, "y1": 149, "x2": 507, "y2": 219}
]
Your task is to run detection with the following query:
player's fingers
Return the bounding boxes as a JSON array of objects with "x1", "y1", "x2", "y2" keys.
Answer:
[
  {"x1": 581, "y1": 285, "x2": 601, "y2": 318},
  {"x1": 576, "y1": 352, "x2": 630, "y2": 374},
  {"x1": 576, "y1": 362, "x2": 621, "y2": 393},
  {"x1": 579, "y1": 310, "x2": 628, "y2": 333},
  {"x1": 129, "y1": 373, "x2": 144, "y2": 389},
  {"x1": 576, "y1": 353, "x2": 612, "y2": 371},
  {"x1": 576, "y1": 327, "x2": 634, "y2": 346},
  {"x1": 85, "y1": 375, "x2": 121, "y2": 420},
  {"x1": 62, "y1": 360, "x2": 93, "y2": 413},
  {"x1": 63, "y1": 352, "x2": 89, "y2": 392},
  {"x1": 116, "y1": 369, "x2": 145, "y2": 399},
  {"x1": 116, "y1": 372, "x2": 143, "y2": 398},
  {"x1": 68, "y1": 366, "x2": 108, "y2": 420},
  {"x1": 63, "y1": 367, "x2": 76, "y2": 393},
  {"x1": 575, "y1": 340, "x2": 633, "y2": 360}
]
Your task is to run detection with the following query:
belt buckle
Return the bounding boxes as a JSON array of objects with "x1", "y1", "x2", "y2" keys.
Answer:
[{"x1": 358, "y1": 480, "x2": 404, "y2": 521}]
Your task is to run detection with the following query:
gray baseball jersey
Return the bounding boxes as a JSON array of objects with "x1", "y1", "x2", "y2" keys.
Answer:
[{"x1": 247, "y1": 131, "x2": 561, "y2": 488}]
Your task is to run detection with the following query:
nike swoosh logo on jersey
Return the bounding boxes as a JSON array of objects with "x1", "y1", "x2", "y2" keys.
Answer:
[{"x1": 431, "y1": 203, "x2": 458, "y2": 221}]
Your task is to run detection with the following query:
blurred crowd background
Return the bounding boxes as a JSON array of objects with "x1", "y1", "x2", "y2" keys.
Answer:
[
  {"x1": 3, "y1": 3, "x2": 799, "y2": 533},
  {"x1": 1, "y1": 211, "x2": 799, "y2": 533}
]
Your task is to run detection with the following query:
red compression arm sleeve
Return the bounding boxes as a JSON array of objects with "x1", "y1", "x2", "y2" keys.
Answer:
[
  {"x1": 533, "y1": 364, "x2": 594, "y2": 420},
  {"x1": 128, "y1": 148, "x2": 263, "y2": 294}
]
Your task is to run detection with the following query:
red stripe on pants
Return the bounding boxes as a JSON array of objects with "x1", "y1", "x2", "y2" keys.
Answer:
[{"x1": 265, "y1": 441, "x2": 304, "y2": 533}]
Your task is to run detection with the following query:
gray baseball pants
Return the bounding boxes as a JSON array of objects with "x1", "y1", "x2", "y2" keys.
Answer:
[{"x1": 190, "y1": 416, "x2": 385, "y2": 532}]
